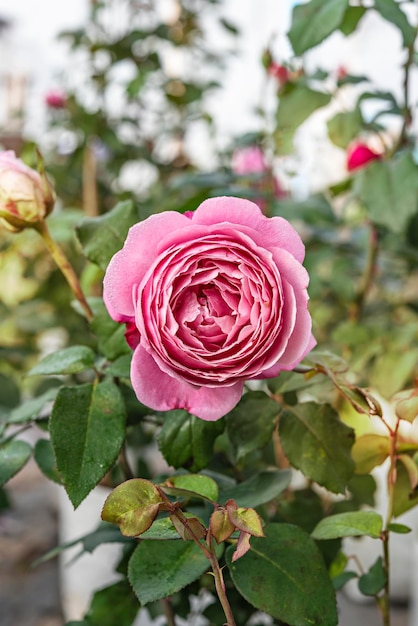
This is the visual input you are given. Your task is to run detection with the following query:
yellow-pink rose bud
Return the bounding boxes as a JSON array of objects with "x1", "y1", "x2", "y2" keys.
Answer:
[{"x1": 0, "y1": 151, "x2": 55, "y2": 232}]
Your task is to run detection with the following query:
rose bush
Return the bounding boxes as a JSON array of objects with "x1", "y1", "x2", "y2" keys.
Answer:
[
  {"x1": 0, "y1": 151, "x2": 55, "y2": 232},
  {"x1": 103, "y1": 196, "x2": 315, "y2": 420}
]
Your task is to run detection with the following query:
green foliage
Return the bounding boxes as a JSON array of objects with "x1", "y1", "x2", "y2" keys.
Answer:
[
  {"x1": 358, "y1": 557, "x2": 387, "y2": 596},
  {"x1": 275, "y1": 84, "x2": 331, "y2": 153},
  {"x1": 158, "y1": 410, "x2": 224, "y2": 471},
  {"x1": 128, "y1": 540, "x2": 214, "y2": 605},
  {"x1": 218, "y1": 469, "x2": 291, "y2": 508},
  {"x1": 76, "y1": 201, "x2": 138, "y2": 270},
  {"x1": 226, "y1": 523, "x2": 338, "y2": 625},
  {"x1": 29, "y1": 345, "x2": 96, "y2": 376},
  {"x1": 355, "y1": 153, "x2": 418, "y2": 233},
  {"x1": 84, "y1": 581, "x2": 139, "y2": 626},
  {"x1": 288, "y1": 0, "x2": 349, "y2": 55},
  {"x1": 373, "y1": 0, "x2": 416, "y2": 47},
  {"x1": 279, "y1": 402, "x2": 355, "y2": 493},
  {"x1": 225, "y1": 391, "x2": 279, "y2": 462},
  {"x1": 0, "y1": 439, "x2": 32, "y2": 486},
  {"x1": 312, "y1": 511, "x2": 383, "y2": 540},
  {"x1": 50, "y1": 381, "x2": 126, "y2": 507}
]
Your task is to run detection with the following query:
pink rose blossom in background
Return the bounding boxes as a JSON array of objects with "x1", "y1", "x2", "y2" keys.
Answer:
[
  {"x1": 232, "y1": 146, "x2": 268, "y2": 175},
  {"x1": 45, "y1": 89, "x2": 67, "y2": 109},
  {"x1": 231, "y1": 146, "x2": 286, "y2": 212},
  {"x1": 103, "y1": 197, "x2": 315, "y2": 421},
  {"x1": 347, "y1": 142, "x2": 382, "y2": 172}
]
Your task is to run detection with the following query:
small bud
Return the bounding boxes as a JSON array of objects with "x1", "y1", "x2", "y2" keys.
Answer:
[
  {"x1": 45, "y1": 89, "x2": 67, "y2": 109},
  {"x1": 268, "y1": 62, "x2": 290, "y2": 85},
  {"x1": 347, "y1": 142, "x2": 382, "y2": 172},
  {"x1": 0, "y1": 151, "x2": 55, "y2": 232}
]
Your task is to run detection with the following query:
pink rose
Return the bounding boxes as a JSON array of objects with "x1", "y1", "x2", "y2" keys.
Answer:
[
  {"x1": 232, "y1": 147, "x2": 287, "y2": 212},
  {"x1": 347, "y1": 142, "x2": 382, "y2": 172},
  {"x1": 0, "y1": 151, "x2": 55, "y2": 232},
  {"x1": 45, "y1": 89, "x2": 67, "y2": 109},
  {"x1": 103, "y1": 197, "x2": 315, "y2": 421},
  {"x1": 232, "y1": 147, "x2": 268, "y2": 175}
]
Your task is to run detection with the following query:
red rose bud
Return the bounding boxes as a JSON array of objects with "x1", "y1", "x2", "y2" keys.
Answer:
[
  {"x1": 336, "y1": 65, "x2": 348, "y2": 81},
  {"x1": 268, "y1": 62, "x2": 289, "y2": 85},
  {"x1": 0, "y1": 151, "x2": 55, "y2": 232},
  {"x1": 347, "y1": 142, "x2": 382, "y2": 172}
]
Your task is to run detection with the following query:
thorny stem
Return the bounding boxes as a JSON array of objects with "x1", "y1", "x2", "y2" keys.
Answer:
[
  {"x1": 157, "y1": 489, "x2": 237, "y2": 626},
  {"x1": 207, "y1": 533, "x2": 237, "y2": 626},
  {"x1": 379, "y1": 418, "x2": 400, "y2": 626},
  {"x1": 161, "y1": 598, "x2": 177, "y2": 626},
  {"x1": 35, "y1": 221, "x2": 94, "y2": 322},
  {"x1": 395, "y1": 28, "x2": 418, "y2": 151},
  {"x1": 118, "y1": 444, "x2": 134, "y2": 481},
  {"x1": 352, "y1": 224, "x2": 379, "y2": 320}
]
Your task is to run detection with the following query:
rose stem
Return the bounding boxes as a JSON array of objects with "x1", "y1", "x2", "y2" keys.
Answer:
[
  {"x1": 352, "y1": 223, "x2": 379, "y2": 320},
  {"x1": 157, "y1": 490, "x2": 237, "y2": 626},
  {"x1": 34, "y1": 220, "x2": 94, "y2": 322}
]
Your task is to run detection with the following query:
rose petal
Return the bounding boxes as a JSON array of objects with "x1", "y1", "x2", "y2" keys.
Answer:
[
  {"x1": 191, "y1": 196, "x2": 305, "y2": 262},
  {"x1": 103, "y1": 211, "x2": 190, "y2": 320},
  {"x1": 130, "y1": 346, "x2": 244, "y2": 421}
]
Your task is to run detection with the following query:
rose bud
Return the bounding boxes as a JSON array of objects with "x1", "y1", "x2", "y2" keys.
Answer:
[
  {"x1": 268, "y1": 62, "x2": 290, "y2": 85},
  {"x1": 45, "y1": 89, "x2": 67, "y2": 109},
  {"x1": 103, "y1": 196, "x2": 315, "y2": 421},
  {"x1": 0, "y1": 151, "x2": 55, "y2": 232},
  {"x1": 347, "y1": 142, "x2": 382, "y2": 172}
]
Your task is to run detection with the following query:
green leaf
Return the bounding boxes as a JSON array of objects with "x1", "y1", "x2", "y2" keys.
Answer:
[
  {"x1": 374, "y1": 0, "x2": 416, "y2": 47},
  {"x1": 312, "y1": 511, "x2": 383, "y2": 540},
  {"x1": 50, "y1": 381, "x2": 126, "y2": 507},
  {"x1": 279, "y1": 402, "x2": 355, "y2": 493},
  {"x1": 76, "y1": 200, "x2": 138, "y2": 270},
  {"x1": 105, "y1": 354, "x2": 132, "y2": 379},
  {"x1": 225, "y1": 391, "x2": 279, "y2": 462},
  {"x1": 356, "y1": 153, "x2": 418, "y2": 233},
  {"x1": 358, "y1": 557, "x2": 386, "y2": 596},
  {"x1": 351, "y1": 434, "x2": 390, "y2": 474},
  {"x1": 7, "y1": 388, "x2": 59, "y2": 425},
  {"x1": 327, "y1": 107, "x2": 363, "y2": 149},
  {"x1": 226, "y1": 523, "x2": 338, "y2": 626},
  {"x1": 33, "y1": 522, "x2": 133, "y2": 567},
  {"x1": 0, "y1": 373, "x2": 20, "y2": 409},
  {"x1": 86, "y1": 580, "x2": 139, "y2": 626},
  {"x1": 275, "y1": 85, "x2": 331, "y2": 154},
  {"x1": 90, "y1": 299, "x2": 131, "y2": 361},
  {"x1": 339, "y1": 6, "x2": 367, "y2": 35},
  {"x1": 102, "y1": 479, "x2": 164, "y2": 537},
  {"x1": 34, "y1": 438, "x2": 62, "y2": 484},
  {"x1": 0, "y1": 439, "x2": 32, "y2": 486},
  {"x1": 393, "y1": 457, "x2": 418, "y2": 517},
  {"x1": 128, "y1": 539, "x2": 211, "y2": 605},
  {"x1": 157, "y1": 410, "x2": 224, "y2": 472},
  {"x1": 219, "y1": 470, "x2": 291, "y2": 508},
  {"x1": 332, "y1": 571, "x2": 358, "y2": 590},
  {"x1": 140, "y1": 514, "x2": 203, "y2": 540},
  {"x1": 288, "y1": 0, "x2": 349, "y2": 55},
  {"x1": 162, "y1": 474, "x2": 219, "y2": 503},
  {"x1": 28, "y1": 346, "x2": 96, "y2": 376},
  {"x1": 387, "y1": 522, "x2": 411, "y2": 534}
]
